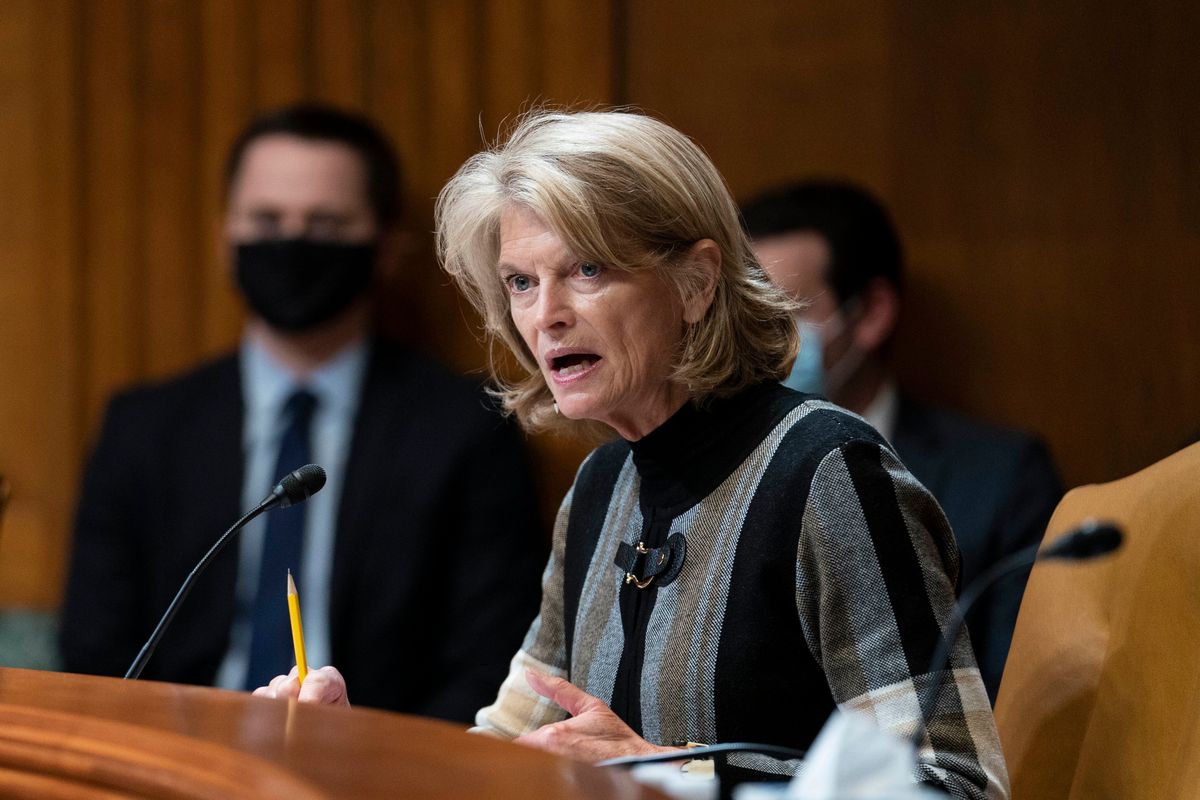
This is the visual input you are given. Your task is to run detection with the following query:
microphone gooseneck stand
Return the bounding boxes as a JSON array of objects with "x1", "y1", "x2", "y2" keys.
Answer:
[
  {"x1": 911, "y1": 521, "x2": 1123, "y2": 748},
  {"x1": 124, "y1": 464, "x2": 327, "y2": 680}
]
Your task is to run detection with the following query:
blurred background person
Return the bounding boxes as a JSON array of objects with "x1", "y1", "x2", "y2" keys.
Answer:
[
  {"x1": 58, "y1": 104, "x2": 545, "y2": 720},
  {"x1": 741, "y1": 179, "x2": 1063, "y2": 700}
]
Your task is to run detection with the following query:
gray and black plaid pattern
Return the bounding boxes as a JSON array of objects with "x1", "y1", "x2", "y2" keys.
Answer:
[{"x1": 480, "y1": 395, "x2": 1007, "y2": 799}]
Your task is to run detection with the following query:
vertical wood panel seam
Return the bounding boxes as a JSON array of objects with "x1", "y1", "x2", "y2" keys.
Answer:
[
  {"x1": 240, "y1": 3, "x2": 257, "y2": 129},
  {"x1": 132, "y1": 0, "x2": 148, "y2": 378},
  {"x1": 247, "y1": 0, "x2": 263, "y2": 113},
  {"x1": 534, "y1": 0, "x2": 546, "y2": 93},
  {"x1": 301, "y1": 0, "x2": 316, "y2": 98},
  {"x1": 195, "y1": 0, "x2": 214, "y2": 344},
  {"x1": 415, "y1": 1, "x2": 432, "y2": 184},
  {"x1": 356, "y1": 0, "x2": 370, "y2": 109},
  {"x1": 610, "y1": 0, "x2": 628, "y2": 105},
  {"x1": 185, "y1": 0, "x2": 205, "y2": 358},
  {"x1": 470, "y1": 0, "x2": 486, "y2": 138},
  {"x1": 76, "y1": 0, "x2": 96, "y2": 421},
  {"x1": 68, "y1": 0, "x2": 89, "y2": 461}
]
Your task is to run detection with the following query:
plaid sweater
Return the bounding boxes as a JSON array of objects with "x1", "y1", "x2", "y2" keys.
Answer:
[{"x1": 476, "y1": 383, "x2": 1008, "y2": 799}]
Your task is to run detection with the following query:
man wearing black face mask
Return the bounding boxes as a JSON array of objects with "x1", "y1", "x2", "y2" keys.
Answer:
[{"x1": 59, "y1": 105, "x2": 546, "y2": 722}]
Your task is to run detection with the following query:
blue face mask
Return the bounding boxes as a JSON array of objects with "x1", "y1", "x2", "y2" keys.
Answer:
[{"x1": 783, "y1": 321, "x2": 826, "y2": 395}]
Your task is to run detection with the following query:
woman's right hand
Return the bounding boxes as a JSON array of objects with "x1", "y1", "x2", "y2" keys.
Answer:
[{"x1": 252, "y1": 665, "x2": 350, "y2": 707}]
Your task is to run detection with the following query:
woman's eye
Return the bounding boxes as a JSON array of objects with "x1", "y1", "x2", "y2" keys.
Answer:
[
  {"x1": 578, "y1": 262, "x2": 601, "y2": 278},
  {"x1": 506, "y1": 274, "x2": 532, "y2": 292}
]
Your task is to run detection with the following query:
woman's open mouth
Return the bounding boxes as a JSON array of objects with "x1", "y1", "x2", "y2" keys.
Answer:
[{"x1": 548, "y1": 352, "x2": 602, "y2": 381}]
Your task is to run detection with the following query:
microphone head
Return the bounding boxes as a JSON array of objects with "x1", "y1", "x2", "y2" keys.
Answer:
[
  {"x1": 273, "y1": 464, "x2": 327, "y2": 508},
  {"x1": 1041, "y1": 520, "x2": 1123, "y2": 560}
]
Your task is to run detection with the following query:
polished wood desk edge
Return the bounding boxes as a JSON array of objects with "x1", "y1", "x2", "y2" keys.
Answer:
[
  {"x1": 0, "y1": 701, "x2": 326, "y2": 800},
  {"x1": 0, "y1": 668, "x2": 669, "y2": 799}
]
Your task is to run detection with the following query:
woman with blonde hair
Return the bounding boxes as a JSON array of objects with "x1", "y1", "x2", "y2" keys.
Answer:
[{"x1": 258, "y1": 109, "x2": 1007, "y2": 799}]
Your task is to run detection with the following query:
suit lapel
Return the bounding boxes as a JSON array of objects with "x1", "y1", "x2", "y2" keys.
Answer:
[
  {"x1": 156, "y1": 354, "x2": 245, "y2": 677},
  {"x1": 329, "y1": 343, "x2": 401, "y2": 646},
  {"x1": 891, "y1": 393, "x2": 951, "y2": 498},
  {"x1": 191, "y1": 357, "x2": 245, "y2": 639},
  {"x1": 206, "y1": 356, "x2": 246, "y2": 529}
]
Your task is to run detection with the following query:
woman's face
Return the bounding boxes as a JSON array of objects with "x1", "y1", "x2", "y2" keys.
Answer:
[{"x1": 497, "y1": 205, "x2": 690, "y2": 440}]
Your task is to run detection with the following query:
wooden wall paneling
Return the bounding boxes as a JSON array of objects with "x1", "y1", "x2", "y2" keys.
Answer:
[
  {"x1": 420, "y1": 0, "x2": 486, "y2": 372},
  {"x1": 886, "y1": 3, "x2": 1135, "y2": 483},
  {"x1": 363, "y1": 0, "x2": 435, "y2": 350},
  {"x1": 313, "y1": 0, "x2": 366, "y2": 107},
  {"x1": 364, "y1": 0, "x2": 429, "y2": 204},
  {"x1": 424, "y1": 0, "x2": 483, "y2": 206},
  {"x1": 141, "y1": 0, "x2": 204, "y2": 381},
  {"x1": 31, "y1": 0, "x2": 84, "y2": 606},
  {"x1": 1148, "y1": 3, "x2": 1200, "y2": 240},
  {"x1": 1146, "y1": 1, "x2": 1200, "y2": 459},
  {"x1": 887, "y1": 2, "x2": 1200, "y2": 486},
  {"x1": 0, "y1": 0, "x2": 81, "y2": 606},
  {"x1": 481, "y1": 0, "x2": 619, "y2": 141},
  {"x1": 623, "y1": 1, "x2": 893, "y2": 199},
  {"x1": 253, "y1": 0, "x2": 310, "y2": 107},
  {"x1": 538, "y1": 0, "x2": 615, "y2": 105},
  {"x1": 480, "y1": 0, "x2": 541, "y2": 131},
  {"x1": 81, "y1": 0, "x2": 142, "y2": 437},
  {"x1": 198, "y1": 0, "x2": 254, "y2": 359},
  {"x1": 884, "y1": 5, "x2": 1147, "y2": 244},
  {"x1": 423, "y1": 0, "x2": 485, "y2": 193}
]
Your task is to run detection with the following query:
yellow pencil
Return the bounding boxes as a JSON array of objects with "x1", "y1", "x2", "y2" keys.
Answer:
[{"x1": 287, "y1": 570, "x2": 309, "y2": 685}]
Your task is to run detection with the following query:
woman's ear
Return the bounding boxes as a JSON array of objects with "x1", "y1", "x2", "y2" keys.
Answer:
[{"x1": 682, "y1": 239, "x2": 721, "y2": 324}]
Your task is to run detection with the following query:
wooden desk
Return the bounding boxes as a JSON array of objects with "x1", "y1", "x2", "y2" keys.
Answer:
[{"x1": 0, "y1": 668, "x2": 664, "y2": 799}]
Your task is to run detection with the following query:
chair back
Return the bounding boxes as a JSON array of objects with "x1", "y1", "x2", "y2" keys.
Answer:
[{"x1": 994, "y1": 442, "x2": 1200, "y2": 799}]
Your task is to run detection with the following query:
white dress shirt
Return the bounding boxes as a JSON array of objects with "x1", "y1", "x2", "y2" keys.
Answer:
[{"x1": 215, "y1": 336, "x2": 368, "y2": 689}]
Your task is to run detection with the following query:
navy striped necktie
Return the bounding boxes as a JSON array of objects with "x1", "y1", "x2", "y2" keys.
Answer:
[{"x1": 244, "y1": 388, "x2": 317, "y2": 690}]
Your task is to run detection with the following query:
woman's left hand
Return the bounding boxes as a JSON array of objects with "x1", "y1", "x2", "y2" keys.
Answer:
[{"x1": 515, "y1": 670, "x2": 680, "y2": 762}]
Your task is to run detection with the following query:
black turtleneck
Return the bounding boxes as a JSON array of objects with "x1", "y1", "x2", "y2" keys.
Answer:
[{"x1": 629, "y1": 382, "x2": 800, "y2": 513}]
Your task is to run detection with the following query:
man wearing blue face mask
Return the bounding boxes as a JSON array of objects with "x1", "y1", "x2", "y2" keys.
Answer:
[
  {"x1": 60, "y1": 105, "x2": 546, "y2": 721},
  {"x1": 742, "y1": 180, "x2": 1063, "y2": 702}
]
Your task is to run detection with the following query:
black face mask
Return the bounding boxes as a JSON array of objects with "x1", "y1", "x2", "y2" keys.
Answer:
[{"x1": 235, "y1": 239, "x2": 376, "y2": 332}]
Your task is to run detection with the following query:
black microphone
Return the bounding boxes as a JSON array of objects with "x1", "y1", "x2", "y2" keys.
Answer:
[
  {"x1": 124, "y1": 463, "x2": 327, "y2": 680},
  {"x1": 271, "y1": 464, "x2": 327, "y2": 508},
  {"x1": 912, "y1": 519, "x2": 1123, "y2": 747},
  {"x1": 1039, "y1": 521, "x2": 1122, "y2": 560}
]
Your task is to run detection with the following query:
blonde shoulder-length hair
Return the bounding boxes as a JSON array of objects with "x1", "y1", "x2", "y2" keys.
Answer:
[{"x1": 436, "y1": 108, "x2": 799, "y2": 435}]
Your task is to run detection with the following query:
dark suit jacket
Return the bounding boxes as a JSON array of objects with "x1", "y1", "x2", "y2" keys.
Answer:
[
  {"x1": 59, "y1": 342, "x2": 546, "y2": 722},
  {"x1": 891, "y1": 394, "x2": 1062, "y2": 701}
]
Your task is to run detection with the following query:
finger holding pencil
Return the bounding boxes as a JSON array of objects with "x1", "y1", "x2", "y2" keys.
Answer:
[
  {"x1": 253, "y1": 572, "x2": 351, "y2": 707},
  {"x1": 252, "y1": 664, "x2": 350, "y2": 706}
]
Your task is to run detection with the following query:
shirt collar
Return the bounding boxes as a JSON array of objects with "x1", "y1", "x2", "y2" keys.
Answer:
[
  {"x1": 860, "y1": 379, "x2": 899, "y2": 442},
  {"x1": 240, "y1": 336, "x2": 371, "y2": 439}
]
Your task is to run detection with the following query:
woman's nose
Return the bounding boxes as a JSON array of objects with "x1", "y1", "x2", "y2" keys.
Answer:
[{"x1": 533, "y1": 280, "x2": 574, "y2": 330}]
